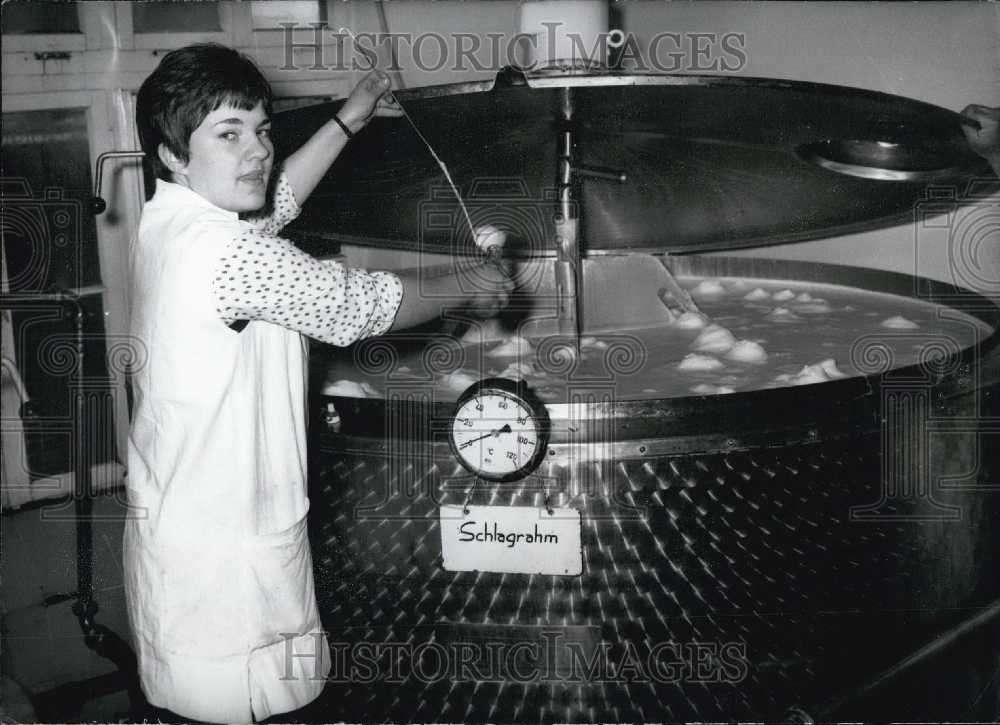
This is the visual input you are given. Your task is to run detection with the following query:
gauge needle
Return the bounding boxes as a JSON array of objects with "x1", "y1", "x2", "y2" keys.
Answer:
[{"x1": 458, "y1": 424, "x2": 512, "y2": 450}]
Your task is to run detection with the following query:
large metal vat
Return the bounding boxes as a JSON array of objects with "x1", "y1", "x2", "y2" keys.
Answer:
[
  {"x1": 305, "y1": 255, "x2": 1000, "y2": 721},
  {"x1": 270, "y1": 68, "x2": 1000, "y2": 720}
]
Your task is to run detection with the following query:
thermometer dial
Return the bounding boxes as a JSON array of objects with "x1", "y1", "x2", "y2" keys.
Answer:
[{"x1": 449, "y1": 378, "x2": 550, "y2": 481}]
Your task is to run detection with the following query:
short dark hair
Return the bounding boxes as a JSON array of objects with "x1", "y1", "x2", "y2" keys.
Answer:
[{"x1": 136, "y1": 44, "x2": 273, "y2": 182}]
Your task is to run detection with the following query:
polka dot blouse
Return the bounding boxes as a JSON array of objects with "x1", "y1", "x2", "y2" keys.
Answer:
[{"x1": 212, "y1": 172, "x2": 403, "y2": 346}]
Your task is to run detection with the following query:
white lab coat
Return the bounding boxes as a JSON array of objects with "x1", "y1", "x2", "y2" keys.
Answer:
[{"x1": 124, "y1": 179, "x2": 330, "y2": 722}]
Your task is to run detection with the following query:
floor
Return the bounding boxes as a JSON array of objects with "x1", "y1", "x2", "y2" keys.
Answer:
[
  {"x1": 2, "y1": 486, "x2": 999, "y2": 722},
  {"x1": 1, "y1": 490, "x2": 134, "y2": 722}
]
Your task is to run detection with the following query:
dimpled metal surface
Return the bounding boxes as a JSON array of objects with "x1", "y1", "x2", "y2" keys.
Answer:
[{"x1": 308, "y1": 425, "x2": 997, "y2": 721}]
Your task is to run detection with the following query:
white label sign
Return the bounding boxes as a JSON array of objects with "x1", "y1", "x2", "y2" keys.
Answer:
[{"x1": 440, "y1": 505, "x2": 582, "y2": 576}]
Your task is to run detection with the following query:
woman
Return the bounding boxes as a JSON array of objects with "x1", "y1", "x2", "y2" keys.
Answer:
[{"x1": 127, "y1": 43, "x2": 510, "y2": 722}]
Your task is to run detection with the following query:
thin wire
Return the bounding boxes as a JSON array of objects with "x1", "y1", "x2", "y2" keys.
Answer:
[{"x1": 338, "y1": 26, "x2": 478, "y2": 244}]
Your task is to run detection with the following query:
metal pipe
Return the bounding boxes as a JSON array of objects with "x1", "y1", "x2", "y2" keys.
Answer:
[
  {"x1": 558, "y1": 87, "x2": 574, "y2": 225},
  {"x1": 72, "y1": 299, "x2": 95, "y2": 623},
  {"x1": 551, "y1": 88, "x2": 627, "y2": 353},
  {"x1": 64, "y1": 288, "x2": 143, "y2": 713},
  {"x1": 92, "y1": 150, "x2": 146, "y2": 198},
  {"x1": 90, "y1": 150, "x2": 145, "y2": 215}
]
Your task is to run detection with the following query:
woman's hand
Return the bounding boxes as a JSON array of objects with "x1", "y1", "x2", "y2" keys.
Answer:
[
  {"x1": 389, "y1": 261, "x2": 515, "y2": 331},
  {"x1": 280, "y1": 71, "x2": 403, "y2": 206},
  {"x1": 464, "y1": 261, "x2": 515, "y2": 319},
  {"x1": 960, "y1": 104, "x2": 1000, "y2": 175},
  {"x1": 338, "y1": 70, "x2": 404, "y2": 135}
]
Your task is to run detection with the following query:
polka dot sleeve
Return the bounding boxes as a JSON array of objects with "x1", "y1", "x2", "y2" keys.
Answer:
[
  {"x1": 242, "y1": 170, "x2": 301, "y2": 236},
  {"x1": 212, "y1": 228, "x2": 403, "y2": 346}
]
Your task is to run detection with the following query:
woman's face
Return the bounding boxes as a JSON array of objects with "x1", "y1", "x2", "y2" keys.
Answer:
[{"x1": 168, "y1": 101, "x2": 273, "y2": 213}]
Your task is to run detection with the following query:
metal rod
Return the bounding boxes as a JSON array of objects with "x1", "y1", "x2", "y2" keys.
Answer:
[
  {"x1": 657, "y1": 256, "x2": 700, "y2": 314},
  {"x1": 574, "y1": 164, "x2": 627, "y2": 183},
  {"x1": 558, "y1": 87, "x2": 574, "y2": 226},
  {"x1": 71, "y1": 298, "x2": 95, "y2": 619},
  {"x1": 555, "y1": 87, "x2": 581, "y2": 355},
  {"x1": 550, "y1": 89, "x2": 627, "y2": 353},
  {"x1": 0, "y1": 286, "x2": 104, "y2": 306},
  {"x1": 786, "y1": 598, "x2": 1000, "y2": 721}
]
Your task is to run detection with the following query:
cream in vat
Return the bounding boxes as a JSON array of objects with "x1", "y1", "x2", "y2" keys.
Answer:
[{"x1": 318, "y1": 260, "x2": 993, "y2": 402}]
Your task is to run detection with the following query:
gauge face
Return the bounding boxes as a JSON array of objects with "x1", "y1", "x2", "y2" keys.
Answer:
[{"x1": 449, "y1": 378, "x2": 550, "y2": 481}]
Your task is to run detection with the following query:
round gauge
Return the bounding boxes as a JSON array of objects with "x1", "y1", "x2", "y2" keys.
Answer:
[{"x1": 449, "y1": 378, "x2": 551, "y2": 482}]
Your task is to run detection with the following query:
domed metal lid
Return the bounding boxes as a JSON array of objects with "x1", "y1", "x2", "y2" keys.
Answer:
[{"x1": 274, "y1": 70, "x2": 996, "y2": 256}]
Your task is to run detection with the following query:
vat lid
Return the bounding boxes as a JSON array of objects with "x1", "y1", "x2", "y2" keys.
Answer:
[{"x1": 274, "y1": 70, "x2": 996, "y2": 256}]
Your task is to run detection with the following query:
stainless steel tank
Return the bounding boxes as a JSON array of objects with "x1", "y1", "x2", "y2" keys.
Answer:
[
  {"x1": 272, "y1": 72, "x2": 1000, "y2": 720},
  {"x1": 304, "y1": 256, "x2": 998, "y2": 721}
]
